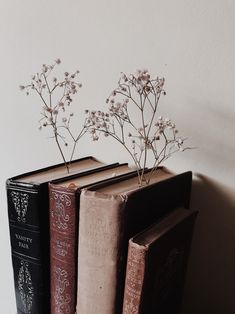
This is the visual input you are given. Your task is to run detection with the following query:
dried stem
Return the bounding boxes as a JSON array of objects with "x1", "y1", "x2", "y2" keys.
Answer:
[
  {"x1": 85, "y1": 69, "x2": 187, "y2": 186},
  {"x1": 20, "y1": 59, "x2": 84, "y2": 172}
]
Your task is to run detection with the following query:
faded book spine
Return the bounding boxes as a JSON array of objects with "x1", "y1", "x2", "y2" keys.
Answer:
[
  {"x1": 122, "y1": 209, "x2": 198, "y2": 314},
  {"x1": 122, "y1": 242, "x2": 147, "y2": 314},
  {"x1": 7, "y1": 183, "x2": 50, "y2": 314},
  {"x1": 76, "y1": 192, "x2": 126, "y2": 314},
  {"x1": 49, "y1": 184, "x2": 79, "y2": 314},
  {"x1": 76, "y1": 171, "x2": 192, "y2": 314}
]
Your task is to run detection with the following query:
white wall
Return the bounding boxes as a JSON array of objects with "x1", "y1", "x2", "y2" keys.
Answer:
[{"x1": 1, "y1": 1, "x2": 235, "y2": 313}]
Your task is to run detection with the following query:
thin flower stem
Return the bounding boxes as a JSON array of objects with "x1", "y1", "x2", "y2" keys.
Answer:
[
  {"x1": 84, "y1": 69, "x2": 187, "y2": 185},
  {"x1": 21, "y1": 60, "x2": 84, "y2": 172},
  {"x1": 115, "y1": 90, "x2": 141, "y2": 110},
  {"x1": 94, "y1": 127, "x2": 141, "y2": 182},
  {"x1": 42, "y1": 73, "x2": 52, "y2": 108},
  {"x1": 54, "y1": 128, "x2": 69, "y2": 172},
  {"x1": 35, "y1": 89, "x2": 49, "y2": 109}
]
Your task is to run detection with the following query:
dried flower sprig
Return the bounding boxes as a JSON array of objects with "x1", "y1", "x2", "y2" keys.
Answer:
[
  {"x1": 85, "y1": 69, "x2": 188, "y2": 186},
  {"x1": 20, "y1": 59, "x2": 87, "y2": 172}
]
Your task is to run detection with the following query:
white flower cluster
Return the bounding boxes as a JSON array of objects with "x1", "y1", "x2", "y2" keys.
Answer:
[
  {"x1": 21, "y1": 63, "x2": 188, "y2": 180},
  {"x1": 20, "y1": 59, "x2": 82, "y2": 131},
  {"x1": 85, "y1": 110, "x2": 111, "y2": 141},
  {"x1": 84, "y1": 69, "x2": 187, "y2": 185},
  {"x1": 20, "y1": 59, "x2": 86, "y2": 172},
  {"x1": 117, "y1": 69, "x2": 166, "y2": 97}
]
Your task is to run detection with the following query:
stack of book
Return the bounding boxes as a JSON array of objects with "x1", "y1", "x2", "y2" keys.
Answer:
[{"x1": 6, "y1": 156, "x2": 197, "y2": 314}]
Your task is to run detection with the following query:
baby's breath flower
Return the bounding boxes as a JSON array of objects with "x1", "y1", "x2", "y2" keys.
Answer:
[
  {"x1": 84, "y1": 68, "x2": 188, "y2": 186},
  {"x1": 20, "y1": 58, "x2": 85, "y2": 173},
  {"x1": 42, "y1": 64, "x2": 48, "y2": 73},
  {"x1": 55, "y1": 58, "x2": 61, "y2": 64}
]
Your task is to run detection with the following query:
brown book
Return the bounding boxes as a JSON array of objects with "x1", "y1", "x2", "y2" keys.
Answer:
[
  {"x1": 76, "y1": 168, "x2": 192, "y2": 314},
  {"x1": 123, "y1": 207, "x2": 198, "y2": 314},
  {"x1": 6, "y1": 156, "x2": 112, "y2": 314},
  {"x1": 49, "y1": 163, "x2": 134, "y2": 314}
]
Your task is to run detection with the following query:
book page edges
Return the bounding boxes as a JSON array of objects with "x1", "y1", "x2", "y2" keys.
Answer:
[
  {"x1": 80, "y1": 188, "x2": 128, "y2": 203},
  {"x1": 9, "y1": 157, "x2": 105, "y2": 184},
  {"x1": 88, "y1": 167, "x2": 174, "y2": 196}
]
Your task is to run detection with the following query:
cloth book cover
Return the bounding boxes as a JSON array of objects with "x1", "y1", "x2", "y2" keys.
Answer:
[
  {"x1": 76, "y1": 168, "x2": 192, "y2": 314},
  {"x1": 122, "y1": 207, "x2": 198, "y2": 314},
  {"x1": 49, "y1": 163, "x2": 135, "y2": 314},
  {"x1": 6, "y1": 156, "x2": 114, "y2": 314}
]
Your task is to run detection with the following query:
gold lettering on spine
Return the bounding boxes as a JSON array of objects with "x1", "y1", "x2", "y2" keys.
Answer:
[
  {"x1": 15, "y1": 234, "x2": 33, "y2": 250},
  {"x1": 18, "y1": 260, "x2": 34, "y2": 313},
  {"x1": 11, "y1": 191, "x2": 29, "y2": 223},
  {"x1": 50, "y1": 191, "x2": 71, "y2": 230},
  {"x1": 54, "y1": 266, "x2": 71, "y2": 313},
  {"x1": 123, "y1": 245, "x2": 146, "y2": 314}
]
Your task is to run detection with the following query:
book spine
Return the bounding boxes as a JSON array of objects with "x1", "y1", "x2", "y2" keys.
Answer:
[
  {"x1": 76, "y1": 191, "x2": 127, "y2": 314},
  {"x1": 6, "y1": 182, "x2": 50, "y2": 314},
  {"x1": 49, "y1": 184, "x2": 78, "y2": 314},
  {"x1": 76, "y1": 172, "x2": 192, "y2": 314},
  {"x1": 122, "y1": 241, "x2": 147, "y2": 314}
]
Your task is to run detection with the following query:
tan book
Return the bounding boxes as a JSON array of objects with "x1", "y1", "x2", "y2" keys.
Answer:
[
  {"x1": 123, "y1": 207, "x2": 198, "y2": 314},
  {"x1": 76, "y1": 168, "x2": 192, "y2": 314}
]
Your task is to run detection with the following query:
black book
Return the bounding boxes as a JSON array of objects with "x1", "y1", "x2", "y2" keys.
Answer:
[{"x1": 6, "y1": 156, "x2": 119, "y2": 314}]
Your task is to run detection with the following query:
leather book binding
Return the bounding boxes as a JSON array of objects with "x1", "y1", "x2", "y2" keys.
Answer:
[{"x1": 123, "y1": 207, "x2": 198, "y2": 314}]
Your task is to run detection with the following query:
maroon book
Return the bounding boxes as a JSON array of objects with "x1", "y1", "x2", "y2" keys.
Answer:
[{"x1": 123, "y1": 207, "x2": 198, "y2": 314}]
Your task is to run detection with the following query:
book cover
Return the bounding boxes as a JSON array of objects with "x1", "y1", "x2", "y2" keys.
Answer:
[
  {"x1": 49, "y1": 163, "x2": 135, "y2": 314},
  {"x1": 76, "y1": 168, "x2": 192, "y2": 314},
  {"x1": 123, "y1": 207, "x2": 198, "y2": 314},
  {"x1": 6, "y1": 156, "x2": 113, "y2": 314}
]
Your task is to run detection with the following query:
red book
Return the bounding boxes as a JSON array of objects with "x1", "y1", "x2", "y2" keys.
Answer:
[{"x1": 123, "y1": 207, "x2": 198, "y2": 314}]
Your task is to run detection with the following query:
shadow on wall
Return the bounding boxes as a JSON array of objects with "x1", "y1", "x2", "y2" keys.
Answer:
[{"x1": 181, "y1": 174, "x2": 235, "y2": 314}]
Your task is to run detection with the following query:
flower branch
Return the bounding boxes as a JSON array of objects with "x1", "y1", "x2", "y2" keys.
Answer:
[
  {"x1": 85, "y1": 69, "x2": 188, "y2": 186},
  {"x1": 20, "y1": 59, "x2": 86, "y2": 172}
]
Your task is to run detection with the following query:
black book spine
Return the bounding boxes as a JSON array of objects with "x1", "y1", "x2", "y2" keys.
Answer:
[{"x1": 7, "y1": 181, "x2": 50, "y2": 314}]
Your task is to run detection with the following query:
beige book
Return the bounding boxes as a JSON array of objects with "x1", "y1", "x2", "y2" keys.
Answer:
[{"x1": 76, "y1": 168, "x2": 192, "y2": 314}]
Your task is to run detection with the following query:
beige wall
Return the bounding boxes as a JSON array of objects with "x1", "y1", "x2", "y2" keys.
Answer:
[{"x1": 0, "y1": 0, "x2": 235, "y2": 313}]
